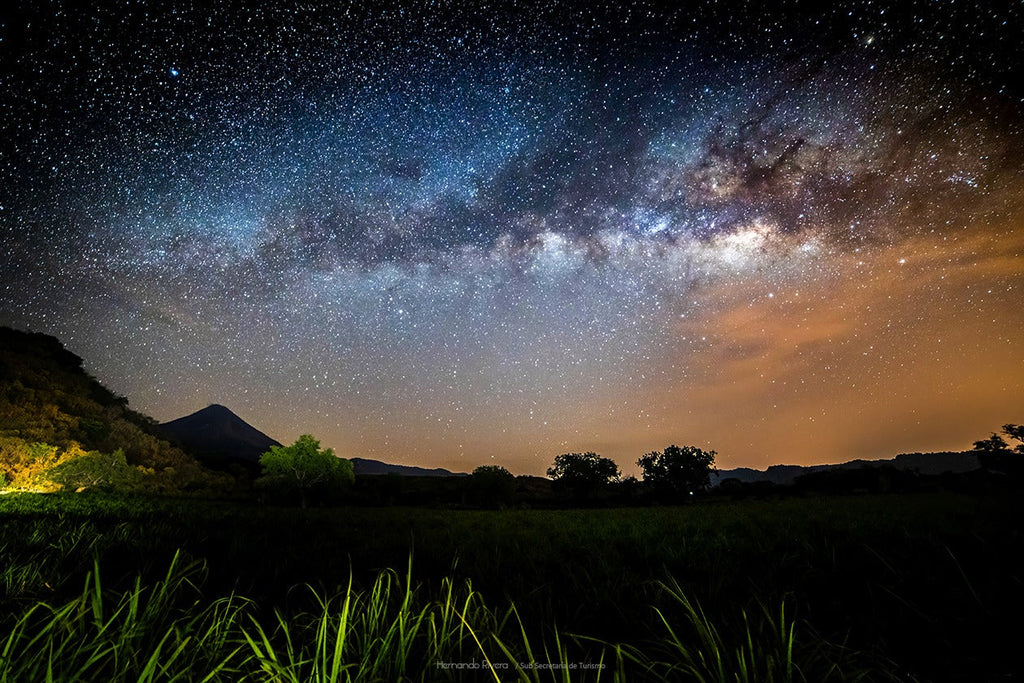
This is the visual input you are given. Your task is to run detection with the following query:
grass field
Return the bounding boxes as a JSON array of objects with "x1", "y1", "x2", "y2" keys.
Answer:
[{"x1": 0, "y1": 491, "x2": 1020, "y2": 681}]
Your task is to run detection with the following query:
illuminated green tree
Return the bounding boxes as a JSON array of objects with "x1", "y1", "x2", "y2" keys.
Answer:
[
  {"x1": 44, "y1": 446, "x2": 139, "y2": 491},
  {"x1": 257, "y1": 434, "x2": 354, "y2": 506}
]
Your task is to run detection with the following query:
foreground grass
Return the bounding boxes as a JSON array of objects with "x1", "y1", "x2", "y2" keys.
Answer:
[
  {"x1": 0, "y1": 492, "x2": 1020, "y2": 680},
  {"x1": 1, "y1": 550, "x2": 879, "y2": 682}
]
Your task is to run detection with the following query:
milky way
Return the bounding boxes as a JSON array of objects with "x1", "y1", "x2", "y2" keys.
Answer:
[{"x1": 2, "y1": 1, "x2": 1022, "y2": 473}]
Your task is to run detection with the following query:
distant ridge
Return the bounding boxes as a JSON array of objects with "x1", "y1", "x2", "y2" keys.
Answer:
[
  {"x1": 160, "y1": 404, "x2": 281, "y2": 467},
  {"x1": 713, "y1": 451, "x2": 981, "y2": 487},
  {"x1": 349, "y1": 457, "x2": 465, "y2": 478}
]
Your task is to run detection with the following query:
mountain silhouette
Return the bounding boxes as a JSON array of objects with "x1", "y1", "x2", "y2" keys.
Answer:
[
  {"x1": 160, "y1": 404, "x2": 281, "y2": 468},
  {"x1": 713, "y1": 451, "x2": 981, "y2": 487},
  {"x1": 349, "y1": 457, "x2": 465, "y2": 477}
]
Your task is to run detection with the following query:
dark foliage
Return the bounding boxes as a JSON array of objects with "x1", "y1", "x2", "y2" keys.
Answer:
[
  {"x1": 546, "y1": 451, "x2": 619, "y2": 500},
  {"x1": 637, "y1": 444, "x2": 717, "y2": 499},
  {"x1": 972, "y1": 423, "x2": 1024, "y2": 476},
  {"x1": 794, "y1": 465, "x2": 922, "y2": 494},
  {"x1": 468, "y1": 465, "x2": 516, "y2": 508}
]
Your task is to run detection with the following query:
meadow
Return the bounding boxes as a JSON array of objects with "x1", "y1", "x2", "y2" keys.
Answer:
[{"x1": 0, "y1": 491, "x2": 1019, "y2": 681}]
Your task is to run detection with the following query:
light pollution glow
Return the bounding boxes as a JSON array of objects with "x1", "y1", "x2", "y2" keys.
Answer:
[{"x1": 1, "y1": 1, "x2": 1021, "y2": 474}]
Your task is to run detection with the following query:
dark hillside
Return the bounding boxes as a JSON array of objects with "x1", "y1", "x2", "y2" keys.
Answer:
[{"x1": 0, "y1": 326, "x2": 227, "y2": 490}]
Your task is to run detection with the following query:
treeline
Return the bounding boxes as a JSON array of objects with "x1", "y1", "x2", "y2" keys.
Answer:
[{"x1": 249, "y1": 439, "x2": 720, "y2": 508}]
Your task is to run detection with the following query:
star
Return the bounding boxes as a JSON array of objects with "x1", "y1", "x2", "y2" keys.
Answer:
[{"x1": 0, "y1": 0, "x2": 1021, "y2": 474}]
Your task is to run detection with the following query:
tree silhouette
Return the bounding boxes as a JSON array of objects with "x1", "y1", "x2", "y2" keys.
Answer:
[
  {"x1": 547, "y1": 451, "x2": 619, "y2": 499},
  {"x1": 256, "y1": 434, "x2": 354, "y2": 506},
  {"x1": 973, "y1": 433, "x2": 1009, "y2": 453},
  {"x1": 637, "y1": 444, "x2": 717, "y2": 498},
  {"x1": 973, "y1": 424, "x2": 1023, "y2": 475},
  {"x1": 1001, "y1": 424, "x2": 1024, "y2": 453},
  {"x1": 469, "y1": 465, "x2": 516, "y2": 508}
]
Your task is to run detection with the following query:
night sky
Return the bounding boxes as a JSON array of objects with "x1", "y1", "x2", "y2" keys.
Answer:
[{"x1": 2, "y1": 0, "x2": 1022, "y2": 475}]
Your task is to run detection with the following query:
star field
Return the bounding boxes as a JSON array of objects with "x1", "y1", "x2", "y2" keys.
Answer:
[{"x1": 2, "y1": 0, "x2": 1022, "y2": 473}]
